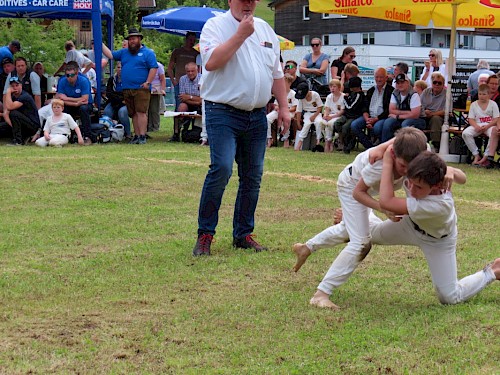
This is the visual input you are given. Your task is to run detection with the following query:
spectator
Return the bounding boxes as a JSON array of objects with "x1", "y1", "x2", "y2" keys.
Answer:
[
  {"x1": 266, "y1": 73, "x2": 297, "y2": 148},
  {"x1": 467, "y1": 60, "x2": 494, "y2": 94},
  {"x1": 486, "y1": 74, "x2": 500, "y2": 107},
  {"x1": 413, "y1": 80, "x2": 428, "y2": 96},
  {"x1": 0, "y1": 57, "x2": 15, "y2": 112},
  {"x1": 3, "y1": 57, "x2": 42, "y2": 109},
  {"x1": 283, "y1": 60, "x2": 306, "y2": 91},
  {"x1": 54, "y1": 40, "x2": 94, "y2": 75},
  {"x1": 320, "y1": 78, "x2": 345, "y2": 153},
  {"x1": 463, "y1": 83, "x2": 499, "y2": 165},
  {"x1": 0, "y1": 41, "x2": 21, "y2": 75},
  {"x1": 295, "y1": 85, "x2": 323, "y2": 151},
  {"x1": 86, "y1": 39, "x2": 109, "y2": 76},
  {"x1": 378, "y1": 73, "x2": 425, "y2": 142},
  {"x1": 299, "y1": 38, "x2": 329, "y2": 85},
  {"x1": 420, "y1": 72, "x2": 446, "y2": 152},
  {"x1": 330, "y1": 46, "x2": 357, "y2": 80},
  {"x1": 471, "y1": 73, "x2": 492, "y2": 99},
  {"x1": 351, "y1": 67, "x2": 394, "y2": 150},
  {"x1": 147, "y1": 60, "x2": 166, "y2": 134},
  {"x1": 4, "y1": 76, "x2": 41, "y2": 146},
  {"x1": 103, "y1": 61, "x2": 131, "y2": 139},
  {"x1": 336, "y1": 76, "x2": 365, "y2": 154},
  {"x1": 167, "y1": 32, "x2": 199, "y2": 112},
  {"x1": 342, "y1": 63, "x2": 360, "y2": 93},
  {"x1": 420, "y1": 48, "x2": 447, "y2": 87},
  {"x1": 35, "y1": 99, "x2": 84, "y2": 147},
  {"x1": 192, "y1": 0, "x2": 290, "y2": 256},
  {"x1": 55, "y1": 61, "x2": 93, "y2": 145},
  {"x1": 392, "y1": 62, "x2": 409, "y2": 88},
  {"x1": 33, "y1": 62, "x2": 48, "y2": 106},
  {"x1": 102, "y1": 28, "x2": 158, "y2": 145}
]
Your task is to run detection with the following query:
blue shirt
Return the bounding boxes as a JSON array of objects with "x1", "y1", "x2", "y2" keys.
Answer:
[
  {"x1": 112, "y1": 46, "x2": 158, "y2": 90},
  {"x1": 0, "y1": 46, "x2": 13, "y2": 75},
  {"x1": 57, "y1": 73, "x2": 93, "y2": 104}
]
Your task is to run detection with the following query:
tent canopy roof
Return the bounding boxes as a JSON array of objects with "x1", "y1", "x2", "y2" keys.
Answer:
[{"x1": 0, "y1": 0, "x2": 113, "y2": 20}]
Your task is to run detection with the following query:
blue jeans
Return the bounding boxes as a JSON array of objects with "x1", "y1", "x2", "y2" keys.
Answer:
[
  {"x1": 376, "y1": 117, "x2": 426, "y2": 142},
  {"x1": 198, "y1": 101, "x2": 267, "y2": 238},
  {"x1": 350, "y1": 116, "x2": 386, "y2": 149},
  {"x1": 104, "y1": 103, "x2": 131, "y2": 136}
]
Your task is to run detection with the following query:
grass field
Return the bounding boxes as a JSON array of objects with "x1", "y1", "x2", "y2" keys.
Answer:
[
  {"x1": 255, "y1": 0, "x2": 274, "y2": 27},
  {"x1": 0, "y1": 118, "x2": 498, "y2": 373}
]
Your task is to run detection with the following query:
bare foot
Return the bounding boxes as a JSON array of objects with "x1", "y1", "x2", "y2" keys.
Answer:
[
  {"x1": 490, "y1": 258, "x2": 500, "y2": 280},
  {"x1": 472, "y1": 155, "x2": 482, "y2": 165},
  {"x1": 333, "y1": 208, "x2": 343, "y2": 225},
  {"x1": 309, "y1": 290, "x2": 340, "y2": 310},
  {"x1": 292, "y1": 243, "x2": 311, "y2": 272}
]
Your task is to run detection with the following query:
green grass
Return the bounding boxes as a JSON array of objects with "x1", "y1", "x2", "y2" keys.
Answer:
[
  {"x1": 255, "y1": 0, "x2": 274, "y2": 27},
  {"x1": 0, "y1": 118, "x2": 498, "y2": 373}
]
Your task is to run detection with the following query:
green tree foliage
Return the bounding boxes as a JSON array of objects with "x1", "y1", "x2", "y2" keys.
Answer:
[
  {"x1": 114, "y1": 0, "x2": 139, "y2": 38},
  {"x1": 0, "y1": 19, "x2": 76, "y2": 73}
]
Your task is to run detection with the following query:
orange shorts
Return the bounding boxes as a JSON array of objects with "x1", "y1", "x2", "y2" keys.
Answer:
[{"x1": 123, "y1": 88, "x2": 151, "y2": 116}]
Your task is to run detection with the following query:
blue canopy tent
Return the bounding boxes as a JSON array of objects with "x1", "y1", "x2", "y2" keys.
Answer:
[{"x1": 0, "y1": 0, "x2": 114, "y2": 107}]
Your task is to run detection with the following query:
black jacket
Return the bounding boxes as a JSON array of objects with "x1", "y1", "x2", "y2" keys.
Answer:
[{"x1": 365, "y1": 84, "x2": 394, "y2": 120}]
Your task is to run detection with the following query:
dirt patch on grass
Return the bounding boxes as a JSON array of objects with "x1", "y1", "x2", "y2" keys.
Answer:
[
  {"x1": 265, "y1": 171, "x2": 337, "y2": 184},
  {"x1": 455, "y1": 198, "x2": 500, "y2": 211}
]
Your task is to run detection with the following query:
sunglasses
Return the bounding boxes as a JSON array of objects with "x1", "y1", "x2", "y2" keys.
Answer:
[
  {"x1": 429, "y1": 54, "x2": 436, "y2": 57},
  {"x1": 349, "y1": 54, "x2": 356, "y2": 58},
  {"x1": 284, "y1": 64, "x2": 295, "y2": 70},
  {"x1": 311, "y1": 43, "x2": 320, "y2": 47},
  {"x1": 66, "y1": 73, "x2": 76, "y2": 78},
  {"x1": 432, "y1": 81, "x2": 443, "y2": 85}
]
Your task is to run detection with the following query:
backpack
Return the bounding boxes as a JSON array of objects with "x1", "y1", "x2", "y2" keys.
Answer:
[
  {"x1": 109, "y1": 124, "x2": 125, "y2": 142},
  {"x1": 449, "y1": 136, "x2": 468, "y2": 155},
  {"x1": 90, "y1": 117, "x2": 112, "y2": 143}
]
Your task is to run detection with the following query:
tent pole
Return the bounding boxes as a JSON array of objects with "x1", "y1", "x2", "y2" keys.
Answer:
[{"x1": 92, "y1": 0, "x2": 102, "y2": 109}]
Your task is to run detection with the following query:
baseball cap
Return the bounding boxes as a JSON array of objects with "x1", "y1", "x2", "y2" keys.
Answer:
[
  {"x1": 10, "y1": 40, "x2": 21, "y2": 51},
  {"x1": 295, "y1": 81, "x2": 309, "y2": 99},
  {"x1": 349, "y1": 76, "x2": 363, "y2": 89},
  {"x1": 9, "y1": 76, "x2": 20, "y2": 84},
  {"x1": 1, "y1": 57, "x2": 13, "y2": 66},
  {"x1": 395, "y1": 73, "x2": 410, "y2": 83}
]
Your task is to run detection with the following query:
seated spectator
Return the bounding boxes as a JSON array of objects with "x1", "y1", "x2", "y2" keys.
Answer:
[
  {"x1": 470, "y1": 73, "x2": 490, "y2": 99},
  {"x1": 320, "y1": 78, "x2": 344, "y2": 153},
  {"x1": 0, "y1": 41, "x2": 21, "y2": 75},
  {"x1": 103, "y1": 61, "x2": 131, "y2": 139},
  {"x1": 295, "y1": 85, "x2": 323, "y2": 151},
  {"x1": 35, "y1": 99, "x2": 84, "y2": 147},
  {"x1": 330, "y1": 46, "x2": 357, "y2": 80},
  {"x1": 463, "y1": 83, "x2": 499, "y2": 165},
  {"x1": 392, "y1": 62, "x2": 409, "y2": 88},
  {"x1": 284, "y1": 60, "x2": 306, "y2": 91},
  {"x1": 377, "y1": 73, "x2": 425, "y2": 143},
  {"x1": 420, "y1": 72, "x2": 446, "y2": 152},
  {"x1": 170, "y1": 61, "x2": 202, "y2": 142},
  {"x1": 33, "y1": 62, "x2": 48, "y2": 106},
  {"x1": 54, "y1": 40, "x2": 94, "y2": 76},
  {"x1": 55, "y1": 61, "x2": 93, "y2": 145},
  {"x1": 3, "y1": 76, "x2": 41, "y2": 146},
  {"x1": 351, "y1": 67, "x2": 393, "y2": 150},
  {"x1": 0, "y1": 57, "x2": 15, "y2": 113},
  {"x1": 3, "y1": 57, "x2": 42, "y2": 109},
  {"x1": 266, "y1": 73, "x2": 298, "y2": 148},
  {"x1": 413, "y1": 80, "x2": 428, "y2": 96},
  {"x1": 147, "y1": 60, "x2": 166, "y2": 134},
  {"x1": 342, "y1": 63, "x2": 360, "y2": 94},
  {"x1": 336, "y1": 76, "x2": 365, "y2": 153},
  {"x1": 486, "y1": 74, "x2": 500, "y2": 107},
  {"x1": 468, "y1": 60, "x2": 494, "y2": 94}
]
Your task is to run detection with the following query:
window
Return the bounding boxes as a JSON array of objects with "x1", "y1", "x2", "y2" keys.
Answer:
[
  {"x1": 303, "y1": 6, "x2": 310, "y2": 20},
  {"x1": 322, "y1": 13, "x2": 347, "y2": 19},
  {"x1": 463, "y1": 35, "x2": 474, "y2": 49},
  {"x1": 303, "y1": 35, "x2": 310, "y2": 46},
  {"x1": 405, "y1": 32, "x2": 411, "y2": 45},
  {"x1": 81, "y1": 20, "x2": 91, "y2": 31},
  {"x1": 445, "y1": 34, "x2": 451, "y2": 48},
  {"x1": 362, "y1": 32, "x2": 375, "y2": 45},
  {"x1": 323, "y1": 35, "x2": 330, "y2": 46},
  {"x1": 420, "y1": 33, "x2": 431, "y2": 47},
  {"x1": 342, "y1": 34, "x2": 348, "y2": 45}
]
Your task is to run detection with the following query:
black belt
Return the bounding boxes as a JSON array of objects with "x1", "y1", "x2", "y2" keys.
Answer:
[
  {"x1": 305, "y1": 110, "x2": 317, "y2": 113},
  {"x1": 205, "y1": 100, "x2": 264, "y2": 114},
  {"x1": 410, "y1": 218, "x2": 448, "y2": 239}
]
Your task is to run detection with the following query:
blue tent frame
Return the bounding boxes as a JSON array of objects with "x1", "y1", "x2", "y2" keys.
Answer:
[{"x1": 0, "y1": 0, "x2": 114, "y2": 107}]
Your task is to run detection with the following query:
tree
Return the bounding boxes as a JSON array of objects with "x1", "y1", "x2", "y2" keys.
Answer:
[{"x1": 114, "y1": 0, "x2": 139, "y2": 38}]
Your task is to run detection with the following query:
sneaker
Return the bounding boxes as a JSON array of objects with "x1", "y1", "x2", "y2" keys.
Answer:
[
  {"x1": 233, "y1": 234, "x2": 268, "y2": 252},
  {"x1": 138, "y1": 135, "x2": 147, "y2": 144},
  {"x1": 83, "y1": 137, "x2": 93, "y2": 146},
  {"x1": 129, "y1": 135, "x2": 140, "y2": 144},
  {"x1": 5, "y1": 140, "x2": 23, "y2": 146},
  {"x1": 193, "y1": 233, "x2": 213, "y2": 256},
  {"x1": 168, "y1": 134, "x2": 180, "y2": 142}
]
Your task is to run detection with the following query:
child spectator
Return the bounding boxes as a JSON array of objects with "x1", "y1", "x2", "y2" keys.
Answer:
[
  {"x1": 335, "y1": 76, "x2": 365, "y2": 153},
  {"x1": 413, "y1": 80, "x2": 428, "y2": 96},
  {"x1": 266, "y1": 73, "x2": 297, "y2": 148},
  {"x1": 374, "y1": 151, "x2": 499, "y2": 305},
  {"x1": 35, "y1": 99, "x2": 84, "y2": 147},
  {"x1": 462, "y1": 83, "x2": 499, "y2": 165},
  {"x1": 295, "y1": 84, "x2": 323, "y2": 151},
  {"x1": 321, "y1": 79, "x2": 345, "y2": 153}
]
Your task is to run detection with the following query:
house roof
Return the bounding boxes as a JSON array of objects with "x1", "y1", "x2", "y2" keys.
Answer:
[{"x1": 138, "y1": 0, "x2": 156, "y2": 9}]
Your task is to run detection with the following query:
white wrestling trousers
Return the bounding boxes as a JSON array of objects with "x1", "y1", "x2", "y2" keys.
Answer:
[
  {"x1": 462, "y1": 125, "x2": 493, "y2": 156},
  {"x1": 298, "y1": 112, "x2": 323, "y2": 141},
  {"x1": 266, "y1": 110, "x2": 290, "y2": 140},
  {"x1": 35, "y1": 134, "x2": 69, "y2": 147}
]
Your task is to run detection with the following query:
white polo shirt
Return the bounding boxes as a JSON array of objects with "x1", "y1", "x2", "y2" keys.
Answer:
[{"x1": 200, "y1": 11, "x2": 283, "y2": 111}]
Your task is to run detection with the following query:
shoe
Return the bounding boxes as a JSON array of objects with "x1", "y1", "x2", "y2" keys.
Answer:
[
  {"x1": 233, "y1": 234, "x2": 268, "y2": 252},
  {"x1": 193, "y1": 233, "x2": 213, "y2": 256},
  {"x1": 83, "y1": 137, "x2": 92, "y2": 146},
  {"x1": 168, "y1": 134, "x2": 180, "y2": 142},
  {"x1": 138, "y1": 135, "x2": 147, "y2": 144},
  {"x1": 5, "y1": 139, "x2": 23, "y2": 146},
  {"x1": 129, "y1": 135, "x2": 140, "y2": 144}
]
